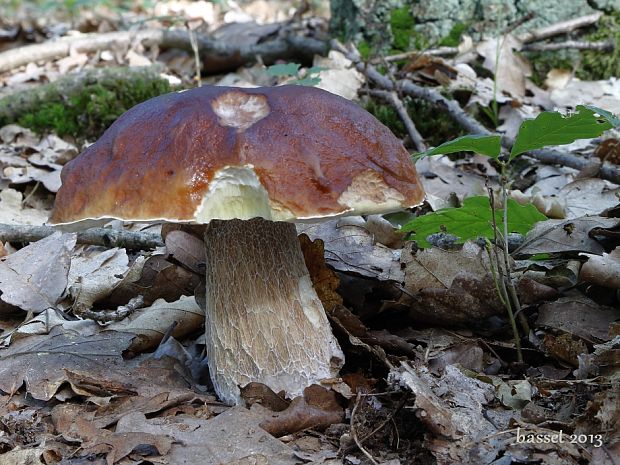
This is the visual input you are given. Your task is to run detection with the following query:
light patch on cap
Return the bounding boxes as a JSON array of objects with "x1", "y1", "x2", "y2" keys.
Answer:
[
  {"x1": 338, "y1": 170, "x2": 405, "y2": 214},
  {"x1": 195, "y1": 165, "x2": 295, "y2": 223},
  {"x1": 211, "y1": 91, "x2": 270, "y2": 130}
]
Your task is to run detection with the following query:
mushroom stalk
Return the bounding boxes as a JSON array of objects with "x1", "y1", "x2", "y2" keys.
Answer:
[{"x1": 202, "y1": 217, "x2": 344, "y2": 405}]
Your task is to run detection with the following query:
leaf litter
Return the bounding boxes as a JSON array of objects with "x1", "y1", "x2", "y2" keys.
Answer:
[{"x1": 0, "y1": 3, "x2": 619, "y2": 465}]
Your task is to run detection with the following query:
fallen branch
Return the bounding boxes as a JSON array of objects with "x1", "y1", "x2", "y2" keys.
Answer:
[
  {"x1": 373, "y1": 46, "x2": 459, "y2": 63},
  {"x1": 0, "y1": 223, "x2": 164, "y2": 249},
  {"x1": 0, "y1": 26, "x2": 328, "y2": 75},
  {"x1": 362, "y1": 89, "x2": 427, "y2": 152},
  {"x1": 523, "y1": 40, "x2": 614, "y2": 52},
  {"x1": 80, "y1": 295, "x2": 145, "y2": 322},
  {"x1": 517, "y1": 12, "x2": 604, "y2": 44},
  {"x1": 332, "y1": 40, "x2": 620, "y2": 184}
]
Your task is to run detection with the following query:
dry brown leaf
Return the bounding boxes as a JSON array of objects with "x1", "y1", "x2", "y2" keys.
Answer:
[
  {"x1": 256, "y1": 384, "x2": 344, "y2": 437},
  {"x1": 537, "y1": 295, "x2": 619, "y2": 342},
  {"x1": 476, "y1": 34, "x2": 531, "y2": 99},
  {"x1": 105, "y1": 296, "x2": 204, "y2": 352},
  {"x1": 240, "y1": 382, "x2": 290, "y2": 411},
  {"x1": 76, "y1": 416, "x2": 173, "y2": 465},
  {"x1": 0, "y1": 232, "x2": 76, "y2": 313},
  {"x1": 67, "y1": 246, "x2": 130, "y2": 313},
  {"x1": 107, "y1": 253, "x2": 202, "y2": 306},
  {"x1": 515, "y1": 217, "x2": 619, "y2": 256},
  {"x1": 115, "y1": 407, "x2": 298, "y2": 465},
  {"x1": 299, "y1": 234, "x2": 342, "y2": 311},
  {"x1": 398, "y1": 241, "x2": 505, "y2": 325},
  {"x1": 165, "y1": 229, "x2": 205, "y2": 274},
  {"x1": 0, "y1": 325, "x2": 135, "y2": 399},
  {"x1": 580, "y1": 247, "x2": 620, "y2": 289},
  {"x1": 0, "y1": 188, "x2": 50, "y2": 225},
  {"x1": 298, "y1": 219, "x2": 404, "y2": 282},
  {"x1": 542, "y1": 333, "x2": 588, "y2": 367}
]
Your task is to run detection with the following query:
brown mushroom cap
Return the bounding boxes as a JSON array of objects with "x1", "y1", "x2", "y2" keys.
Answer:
[{"x1": 50, "y1": 85, "x2": 425, "y2": 225}]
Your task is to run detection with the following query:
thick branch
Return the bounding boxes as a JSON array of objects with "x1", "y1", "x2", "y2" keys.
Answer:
[
  {"x1": 0, "y1": 27, "x2": 328, "y2": 75},
  {"x1": 0, "y1": 223, "x2": 164, "y2": 249}
]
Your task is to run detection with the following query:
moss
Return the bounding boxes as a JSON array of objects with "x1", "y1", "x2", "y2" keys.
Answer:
[
  {"x1": 358, "y1": 40, "x2": 372, "y2": 60},
  {"x1": 16, "y1": 76, "x2": 172, "y2": 139},
  {"x1": 526, "y1": 50, "x2": 576, "y2": 87},
  {"x1": 365, "y1": 100, "x2": 406, "y2": 137},
  {"x1": 526, "y1": 12, "x2": 620, "y2": 84},
  {"x1": 390, "y1": 6, "x2": 414, "y2": 51},
  {"x1": 365, "y1": 97, "x2": 464, "y2": 147},
  {"x1": 438, "y1": 22, "x2": 468, "y2": 47},
  {"x1": 578, "y1": 12, "x2": 620, "y2": 80}
]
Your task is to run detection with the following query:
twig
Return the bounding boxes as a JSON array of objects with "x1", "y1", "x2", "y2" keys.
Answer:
[
  {"x1": 331, "y1": 40, "x2": 620, "y2": 184},
  {"x1": 362, "y1": 89, "x2": 427, "y2": 151},
  {"x1": 80, "y1": 295, "x2": 145, "y2": 323},
  {"x1": 0, "y1": 223, "x2": 164, "y2": 249},
  {"x1": 0, "y1": 26, "x2": 328, "y2": 75},
  {"x1": 488, "y1": 189, "x2": 523, "y2": 363},
  {"x1": 187, "y1": 24, "x2": 202, "y2": 86},
  {"x1": 523, "y1": 40, "x2": 614, "y2": 52},
  {"x1": 345, "y1": 392, "x2": 410, "y2": 454},
  {"x1": 518, "y1": 12, "x2": 604, "y2": 44},
  {"x1": 350, "y1": 393, "x2": 379, "y2": 465},
  {"x1": 373, "y1": 46, "x2": 459, "y2": 63}
]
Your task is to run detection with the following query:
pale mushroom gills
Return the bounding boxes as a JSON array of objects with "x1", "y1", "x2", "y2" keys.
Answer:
[{"x1": 50, "y1": 85, "x2": 426, "y2": 404}]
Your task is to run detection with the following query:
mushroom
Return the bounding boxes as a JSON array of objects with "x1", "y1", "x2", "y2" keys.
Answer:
[{"x1": 50, "y1": 85, "x2": 425, "y2": 404}]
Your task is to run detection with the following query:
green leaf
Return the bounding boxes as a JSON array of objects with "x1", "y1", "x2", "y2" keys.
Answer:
[
  {"x1": 415, "y1": 135, "x2": 502, "y2": 160},
  {"x1": 288, "y1": 76, "x2": 322, "y2": 86},
  {"x1": 401, "y1": 196, "x2": 546, "y2": 248},
  {"x1": 266, "y1": 63, "x2": 301, "y2": 77},
  {"x1": 586, "y1": 105, "x2": 620, "y2": 127},
  {"x1": 510, "y1": 105, "x2": 619, "y2": 159},
  {"x1": 305, "y1": 66, "x2": 327, "y2": 75}
]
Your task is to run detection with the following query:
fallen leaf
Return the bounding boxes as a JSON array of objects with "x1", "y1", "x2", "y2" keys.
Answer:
[
  {"x1": 580, "y1": 247, "x2": 620, "y2": 289},
  {"x1": 476, "y1": 34, "x2": 531, "y2": 99},
  {"x1": 515, "y1": 217, "x2": 619, "y2": 255},
  {"x1": 165, "y1": 229, "x2": 205, "y2": 274},
  {"x1": 537, "y1": 295, "x2": 619, "y2": 342},
  {"x1": 559, "y1": 179, "x2": 620, "y2": 219},
  {"x1": 397, "y1": 241, "x2": 505, "y2": 325},
  {"x1": 67, "y1": 246, "x2": 129, "y2": 313},
  {"x1": 0, "y1": 188, "x2": 50, "y2": 225},
  {"x1": 0, "y1": 325, "x2": 135, "y2": 400},
  {"x1": 550, "y1": 77, "x2": 620, "y2": 115},
  {"x1": 299, "y1": 234, "x2": 342, "y2": 311},
  {"x1": 313, "y1": 50, "x2": 364, "y2": 100},
  {"x1": 298, "y1": 218, "x2": 404, "y2": 282},
  {"x1": 256, "y1": 384, "x2": 344, "y2": 437},
  {"x1": 105, "y1": 296, "x2": 204, "y2": 352},
  {"x1": 115, "y1": 407, "x2": 298, "y2": 465},
  {"x1": 0, "y1": 232, "x2": 76, "y2": 313}
]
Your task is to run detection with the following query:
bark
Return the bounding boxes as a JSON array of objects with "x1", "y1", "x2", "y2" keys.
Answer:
[
  {"x1": 0, "y1": 223, "x2": 163, "y2": 249},
  {"x1": 202, "y1": 218, "x2": 344, "y2": 405},
  {"x1": 0, "y1": 27, "x2": 328, "y2": 75}
]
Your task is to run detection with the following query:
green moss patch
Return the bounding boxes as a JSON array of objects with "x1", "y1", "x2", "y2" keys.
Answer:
[{"x1": 0, "y1": 67, "x2": 173, "y2": 140}]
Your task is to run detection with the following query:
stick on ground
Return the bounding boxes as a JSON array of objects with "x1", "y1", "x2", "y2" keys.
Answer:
[{"x1": 0, "y1": 223, "x2": 164, "y2": 249}]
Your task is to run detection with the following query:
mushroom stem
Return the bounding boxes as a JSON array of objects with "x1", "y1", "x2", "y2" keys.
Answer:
[{"x1": 202, "y1": 217, "x2": 344, "y2": 405}]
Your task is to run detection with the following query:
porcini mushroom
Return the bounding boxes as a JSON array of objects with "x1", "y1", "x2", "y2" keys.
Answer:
[{"x1": 50, "y1": 85, "x2": 425, "y2": 404}]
